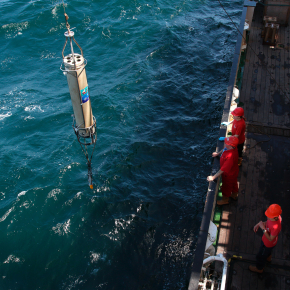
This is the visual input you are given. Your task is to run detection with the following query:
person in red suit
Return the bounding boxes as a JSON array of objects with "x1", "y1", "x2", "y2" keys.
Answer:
[
  {"x1": 231, "y1": 107, "x2": 246, "y2": 166},
  {"x1": 249, "y1": 204, "x2": 282, "y2": 273},
  {"x1": 207, "y1": 136, "x2": 239, "y2": 205}
]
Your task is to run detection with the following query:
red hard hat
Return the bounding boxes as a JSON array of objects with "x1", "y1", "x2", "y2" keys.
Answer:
[
  {"x1": 224, "y1": 136, "x2": 239, "y2": 147},
  {"x1": 265, "y1": 204, "x2": 282, "y2": 218},
  {"x1": 231, "y1": 107, "x2": 244, "y2": 117}
]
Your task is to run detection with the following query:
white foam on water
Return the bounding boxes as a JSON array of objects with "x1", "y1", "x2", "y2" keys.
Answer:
[
  {"x1": 90, "y1": 252, "x2": 107, "y2": 264},
  {"x1": 20, "y1": 201, "x2": 31, "y2": 209},
  {"x1": 17, "y1": 191, "x2": 27, "y2": 197},
  {"x1": 24, "y1": 105, "x2": 44, "y2": 112},
  {"x1": 0, "y1": 207, "x2": 14, "y2": 222},
  {"x1": 0, "y1": 112, "x2": 12, "y2": 121},
  {"x1": 24, "y1": 116, "x2": 35, "y2": 120},
  {"x1": 47, "y1": 188, "x2": 61, "y2": 201},
  {"x1": 52, "y1": 2, "x2": 67, "y2": 17},
  {"x1": 64, "y1": 275, "x2": 85, "y2": 289},
  {"x1": 3, "y1": 255, "x2": 24, "y2": 264},
  {"x1": 104, "y1": 215, "x2": 135, "y2": 241},
  {"x1": 2, "y1": 21, "x2": 29, "y2": 38},
  {"x1": 96, "y1": 186, "x2": 110, "y2": 193},
  {"x1": 52, "y1": 219, "x2": 71, "y2": 236},
  {"x1": 65, "y1": 191, "x2": 82, "y2": 206},
  {"x1": 40, "y1": 51, "x2": 59, "y2": 60},
  {"x1": 90, "y1": 252, "x2": 100, "y2": 263}
]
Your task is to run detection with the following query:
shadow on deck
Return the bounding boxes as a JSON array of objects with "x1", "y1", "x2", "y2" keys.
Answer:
[{"x1": 216, "y1": 4, "x2": 290, "y2": 290}]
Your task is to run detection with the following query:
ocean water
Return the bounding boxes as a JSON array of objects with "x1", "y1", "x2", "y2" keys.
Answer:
[{"x1": 0, "y1": 0, "x2": 242, "y2": 289}]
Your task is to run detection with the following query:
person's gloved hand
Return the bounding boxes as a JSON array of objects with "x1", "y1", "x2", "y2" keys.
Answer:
[
  {"x1": 221, "y1": 122, "x2": 230, "y2": 126},
  {"x1": 219, "y1": 137, "x2": 225, "y2": 141}
]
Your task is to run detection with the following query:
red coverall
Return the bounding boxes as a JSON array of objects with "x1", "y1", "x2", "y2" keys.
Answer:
[
  {"x1": 256, "y1": 215, "x2": 282, "y2": 270},
  {"x1": 220, "y1": 148, "x2": 239, "y2": 197},
  {"x1": 232, "y1": 119, "x2": 246, "y2": 144},
  {"x1": 262, "y1": 216, "x2": 282, "y2": 247}
]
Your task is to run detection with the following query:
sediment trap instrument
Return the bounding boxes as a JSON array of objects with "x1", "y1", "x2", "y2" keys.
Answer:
[{"x1": 60, "y1": 12, "x2": 96, "y2": 189}]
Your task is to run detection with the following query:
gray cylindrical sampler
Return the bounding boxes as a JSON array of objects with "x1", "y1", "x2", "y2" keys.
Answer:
[{"x1": 63, "y1": 52, "x2": 94, "y2": 138}]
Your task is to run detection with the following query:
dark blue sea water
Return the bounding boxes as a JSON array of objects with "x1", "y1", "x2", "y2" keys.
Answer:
[{"x1": 0, "y1": 0, "x2": 242, "y2": 289}]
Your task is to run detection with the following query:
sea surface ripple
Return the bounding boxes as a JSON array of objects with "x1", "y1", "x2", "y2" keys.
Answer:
[{"x1": 0, "y1": 0, "x2": 242, "y2": 289}]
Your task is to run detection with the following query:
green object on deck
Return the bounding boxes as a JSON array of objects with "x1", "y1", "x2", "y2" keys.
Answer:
[
  {"x1": 212, "y1": 228, "x2": 219, "y2": 246},
  {"x1": 212, "y1": 180, "x2": 223, "y2": 247},
  {"x1": 214, "y1": 209, "x2": 222, "y2": 223}
]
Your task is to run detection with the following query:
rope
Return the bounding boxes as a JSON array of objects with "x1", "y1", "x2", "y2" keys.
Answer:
[
  {"x1": 89, "y1": 137, "x2": 97, "y2": 163},
  {"x1": 216, "y1": 0, "x2": 289, "y2": 100},
  {"x1": 79, "y1": 142, "x2": 89, "y2": 162},
  {"x1": 62, "y1": 0, "x2": 66, "y2": 14},
  {"x1": 61, "y1": 0, "x2": 70, "y2": 31},
  {"x1": 78, "y1": 136, "x2": 97, "y2": 186}
]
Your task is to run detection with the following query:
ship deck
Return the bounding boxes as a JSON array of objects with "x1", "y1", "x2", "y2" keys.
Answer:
[{"x1": 216, "y1": 4, "x2": 290, "y2": 290}]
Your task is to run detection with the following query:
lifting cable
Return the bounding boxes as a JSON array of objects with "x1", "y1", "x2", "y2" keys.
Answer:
[{"x1": 62, "y1": 0, "x2": 66, "y2": 13}]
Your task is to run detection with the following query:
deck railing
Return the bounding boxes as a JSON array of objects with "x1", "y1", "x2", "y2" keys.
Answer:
[{"x1": 187, "y1": 1, "x2": 256, "y2": 289}]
